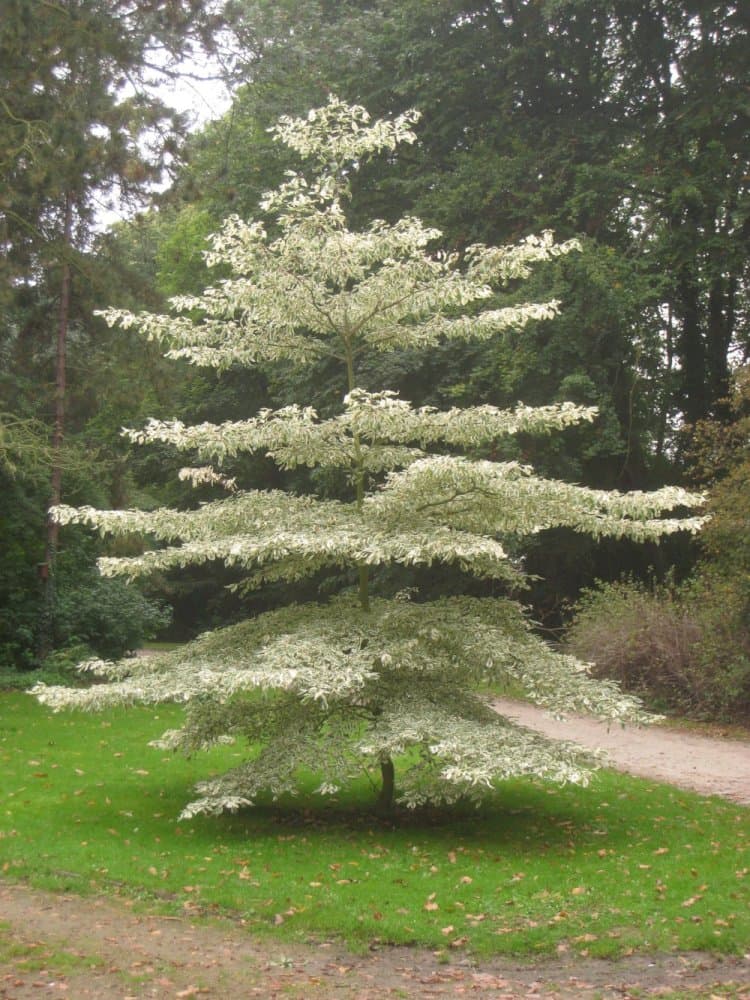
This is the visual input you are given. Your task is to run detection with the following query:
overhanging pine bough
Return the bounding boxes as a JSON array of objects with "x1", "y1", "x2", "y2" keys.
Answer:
[{"x1": 34, "y1": 98, "x2": 706, "y2": 817}]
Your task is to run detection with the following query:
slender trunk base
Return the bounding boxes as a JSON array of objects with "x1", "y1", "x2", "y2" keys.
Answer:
[{"x1": 376, "y1": 757, "x2": 395, "y2": 814}]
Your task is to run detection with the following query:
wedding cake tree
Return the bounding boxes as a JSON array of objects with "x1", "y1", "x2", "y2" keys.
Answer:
[{"x1": 35, "y1": 99, "x2": 704, "y2": 816}]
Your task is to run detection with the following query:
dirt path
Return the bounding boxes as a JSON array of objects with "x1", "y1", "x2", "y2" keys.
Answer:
[
  {"x1": 1, "y1": 883, "x2": 749, "y2": 999},
  {"x1": 492, "y1": 699, "x2": 750, "y2": 805},
  {"x1": 2, "y1": 709, "x2": 750, "y2": 998}
]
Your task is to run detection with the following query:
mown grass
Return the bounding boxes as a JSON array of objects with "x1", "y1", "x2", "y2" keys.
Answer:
[{"x1": 2, "y1": 693, "x2": 748, "y2": 959}]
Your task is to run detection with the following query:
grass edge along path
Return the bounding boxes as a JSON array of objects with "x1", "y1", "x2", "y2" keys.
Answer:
[
  {"x1": 2, "y1": 883, "x2": 750, "y2": 999},
  {"x1": 1, "y1": 693, "x2": 749, "y2": 961}
]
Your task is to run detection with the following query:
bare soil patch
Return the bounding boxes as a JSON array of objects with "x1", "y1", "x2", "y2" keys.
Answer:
[{"x1": 2, "y1": 883, "x2": 749, "y2": 999}]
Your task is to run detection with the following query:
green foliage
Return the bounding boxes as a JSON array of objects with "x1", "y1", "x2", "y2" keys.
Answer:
[
  {"x1": 690, "y1": 367, "x2": 750, "y2": 584},
  {"x1": 132, "y1": 0, "x2": 748, "y2": 634},
  {"x1": 0, "y1": 644, "x2": 93, "y2": 691},
  {"x1": 685, "y1": 366, "x2": 750, "y2": 717},
  {"x1": 215, "y1": 0, "x2": 750, "y2": 441},
  {"x1": 0, "y1": 437, "x2": 171, "y2": 671},
  {"x1": 0, "y1": 0, "x2": 233, "y2": 669},
  {"x1": 54, "y1": 574, "x2": 171, "y2": 661},
  {"x1": 561, "y1": 371, "x2": 750, "y2": 720},
  {"x1": 155, "y1": 204, "x2": 218, "y2": 299},
  {"x1": 0, "y1": 439, "x2": 48, "y2": 670}
]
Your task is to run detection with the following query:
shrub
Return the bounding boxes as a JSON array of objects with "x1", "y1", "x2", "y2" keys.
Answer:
[
  {"x1": 0, "y1": 643, "x2": 94, "y2": 690},
  {"x1": 567, "y1": 368, "x2": 750, "y2": 724},
  {"x1": 682, "y1": 571, "x2": 750, "y2": 719},
  {"x1": 565, "y1": 578, "x2": 701, "y2": 714},
  {"x1": 565, "y1": 576, "x2": 750, "y2": 722},
  {"x1": 54, "y1": 576, "x2": 171, "y2": 660}
]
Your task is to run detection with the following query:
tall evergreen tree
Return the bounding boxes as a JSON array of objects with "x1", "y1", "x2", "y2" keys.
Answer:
[
  {"x1": 217, "y1": 0, "x2": 750, "y2": 441},
  {"x1": 36, "y1": 101, "x2": 704, "y2": 815},
  {"x1": 1, "y1": 0, "x2": 229, "y2": 656}
]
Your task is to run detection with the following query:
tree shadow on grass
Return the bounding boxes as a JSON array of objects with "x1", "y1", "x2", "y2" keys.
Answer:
[{"x1": 192, "y1": 770, "x2": 646, "y2": 857}]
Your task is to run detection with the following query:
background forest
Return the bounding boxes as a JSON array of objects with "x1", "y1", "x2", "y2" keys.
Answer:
[{"x1": 2, "y1": 0, "x2": 749, "y2": 720}]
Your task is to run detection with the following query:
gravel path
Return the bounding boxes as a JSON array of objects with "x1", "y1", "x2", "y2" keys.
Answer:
[{"x1": 493, "y1": 698, "x2": 750, "y2": 805}]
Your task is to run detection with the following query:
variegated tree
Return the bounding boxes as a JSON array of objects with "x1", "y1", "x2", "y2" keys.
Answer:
[{"x1": 34, "y1": 99, "x2": 705, "y2": 816}]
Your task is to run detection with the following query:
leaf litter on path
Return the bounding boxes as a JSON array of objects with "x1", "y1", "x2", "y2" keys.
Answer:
[{"x1": 1, "y1": 882, "x2": 749, "y2": 998}]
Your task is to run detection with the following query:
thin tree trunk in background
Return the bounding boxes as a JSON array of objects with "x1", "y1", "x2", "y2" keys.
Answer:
[
  {"x1": 655, "y1": 303, "x2": 675, "y2": 462},
  {"x1": 39, "y1": 193, "x2": 73, "y2": 659},
  {"x1": 677, "y1": 269, "x2": 707, "y2": 426}
]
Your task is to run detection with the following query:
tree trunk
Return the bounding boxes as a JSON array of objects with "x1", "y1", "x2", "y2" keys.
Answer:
[
  {"x1": 39, "y1": 193, "x2": 73, "y2": 658},
  {"x1": 676, "y1": 269, "x2": 708, "y2": 425},
  {"x1": 376, "y1": 757, "x2": 395, "y2": 814},
  {"x1": 706, "y1": 275, "x2": 733, "y2": 419}
]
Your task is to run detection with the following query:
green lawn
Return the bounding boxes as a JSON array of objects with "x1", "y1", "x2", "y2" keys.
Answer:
[{"x1": 1, "y1": 692, "x2": 748, "y2": 958}]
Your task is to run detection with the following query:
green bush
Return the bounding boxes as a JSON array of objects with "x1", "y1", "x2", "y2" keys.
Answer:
[
  {"x1": 54, "y1": 575, "x2": 171, "y2": 660},
  {"x1": 0, "y1": 643, "x2": 94, "y2": 690},
  {"x1": 682, "y1": 571, "x2": 750, "y2": 718}
]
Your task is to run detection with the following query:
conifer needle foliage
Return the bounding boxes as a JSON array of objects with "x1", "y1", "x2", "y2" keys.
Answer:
[{"x1": 34, "y1": 99, "x2": 705, "y2": 817}]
